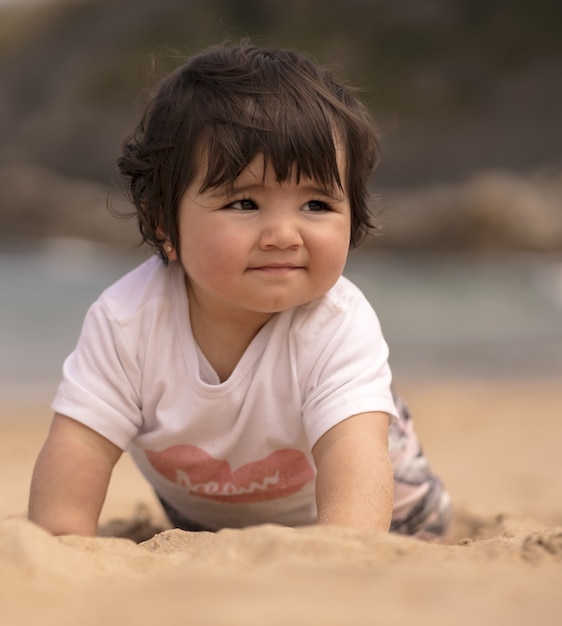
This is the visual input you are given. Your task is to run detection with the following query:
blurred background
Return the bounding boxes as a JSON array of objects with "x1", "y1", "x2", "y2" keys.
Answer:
[{"x1": 1, "y1": 0, "x2": 561, "y2": 404}]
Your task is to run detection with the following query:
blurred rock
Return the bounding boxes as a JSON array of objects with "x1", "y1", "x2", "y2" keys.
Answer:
[
  {"x1": 0, "y1": 163, "x2": 138, "y2": 246},
  {"x1": 458, "y1": 169, "x2": 562, "y2": 251},
  {"x1": 376, "y1": 167, "x2": 562, "y2": 252}
]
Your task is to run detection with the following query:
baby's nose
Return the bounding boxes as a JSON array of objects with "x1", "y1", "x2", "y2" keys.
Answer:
[{"x1": 259, "y1": 214, "x2": 304, "y2": 249}]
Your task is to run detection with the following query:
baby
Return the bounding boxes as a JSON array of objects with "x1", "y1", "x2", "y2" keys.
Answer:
[{"x1": 29, "y1": 43, "x2": 451, "y2": 539}]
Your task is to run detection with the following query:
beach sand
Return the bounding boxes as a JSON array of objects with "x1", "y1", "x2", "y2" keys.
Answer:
[{"x1": 1, "y1": 378, "x2": 561, "y2": 626}]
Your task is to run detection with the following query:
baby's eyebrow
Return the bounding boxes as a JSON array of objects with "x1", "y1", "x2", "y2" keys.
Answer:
[
  {"x1": 204, "y1": 182, "x2": 262, "y2": 197},
  {"x1": 300, "y1": 185, "x2": 346, "y2": 202}
]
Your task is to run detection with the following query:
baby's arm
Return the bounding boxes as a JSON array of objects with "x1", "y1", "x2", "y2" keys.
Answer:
[
  {"x1": 312, "y1": 412, "x2": 393, "y2": 531},
  {"x1": 28, "y1": 413, "x2": 122, "y2": 536}
]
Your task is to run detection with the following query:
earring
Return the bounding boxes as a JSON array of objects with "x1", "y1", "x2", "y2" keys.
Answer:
[{"x1": 165, "y1": 244, "x2": 173, "y2": 253}]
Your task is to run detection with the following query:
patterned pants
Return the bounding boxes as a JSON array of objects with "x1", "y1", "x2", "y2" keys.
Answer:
[{"x1": 389, "y1": 393, "x2": 452, "y2": 540}]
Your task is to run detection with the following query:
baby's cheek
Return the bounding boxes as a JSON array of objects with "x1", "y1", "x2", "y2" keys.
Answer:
[
  {"x1": 317, "y1": 239, "x2": 348, "y2": 275},
  {"x1": 196, "y1": 242, "x2": 240, "y2": 284}
]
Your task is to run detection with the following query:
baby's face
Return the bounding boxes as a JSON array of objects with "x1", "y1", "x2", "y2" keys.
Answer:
[{"x1": 172, "y1": 148, "x2": 351, "y2": 325}]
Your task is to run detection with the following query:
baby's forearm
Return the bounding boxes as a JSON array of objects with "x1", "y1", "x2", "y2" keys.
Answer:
[
  {"x1": 315, "y1": 441, "x2": 393, "y2": 531},
  {"x1": 313, "y1": 412, "x2": 394, "y2": 531},
  {"x1": 28, "y1": 484, "x2": 99, "y2": 537},
  {"x1": 28, "y1": 413, "x2": 121, "y2": 536},
  {"x1": 29, "y1": 450, "x2": 100, "y2": 536}
]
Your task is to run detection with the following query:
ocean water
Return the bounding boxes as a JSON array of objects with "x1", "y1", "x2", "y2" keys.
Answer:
[
  {"x1": 345, "y1": 248, "x2": 562, "y2": 380},
  {"x1": 1, "y1": 239, "x2": 561, "y2": 405}
]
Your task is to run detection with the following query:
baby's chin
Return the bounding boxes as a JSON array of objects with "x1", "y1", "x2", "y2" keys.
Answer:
[{"x1": 261, "y1": 296, "x2": 327, "y2": 315}]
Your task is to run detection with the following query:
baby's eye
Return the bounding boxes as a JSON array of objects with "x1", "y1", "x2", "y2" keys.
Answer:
[
  {"x1": 228, "y1": 198, "x2": 257, "y2": 211},
  {"x1": 304, "y1": 200, "x2": 331, "y2": 212}
]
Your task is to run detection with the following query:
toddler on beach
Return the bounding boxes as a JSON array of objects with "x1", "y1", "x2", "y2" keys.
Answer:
[{"x1": 29, "y1": 43, "x2": 451, "y2": 539}]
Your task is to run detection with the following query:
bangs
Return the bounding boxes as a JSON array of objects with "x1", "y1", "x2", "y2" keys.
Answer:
[{"x1": 190, "y1": 77, "x2": 345, "y2": 194}]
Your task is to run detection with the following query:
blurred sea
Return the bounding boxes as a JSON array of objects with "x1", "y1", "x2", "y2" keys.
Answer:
[{"x1": 1, "y1": 239, "x2": 561, "y2": 409}]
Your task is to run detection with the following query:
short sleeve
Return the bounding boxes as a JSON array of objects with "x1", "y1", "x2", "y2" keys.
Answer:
[
  {"x1": 300, "y1": 285, "x2": 398, "y2": 448},
  {"x1": 51, "y1": 298, "x2": 143, "y2": 450}
]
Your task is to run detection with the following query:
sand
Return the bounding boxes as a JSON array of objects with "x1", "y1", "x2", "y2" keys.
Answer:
[{"x1": 1, "y1": 378, "x2": 561, "y2": 626}]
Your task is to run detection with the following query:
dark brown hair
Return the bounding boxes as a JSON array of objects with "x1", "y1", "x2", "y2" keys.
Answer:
[{"x1": 117, "y1": 43, "x2": 380, "y2": 263}]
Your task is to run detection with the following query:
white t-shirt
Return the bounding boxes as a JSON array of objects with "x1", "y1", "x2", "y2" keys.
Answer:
[{"x1": 53, "y1": 256, "x2": 398, "y2": 529}]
